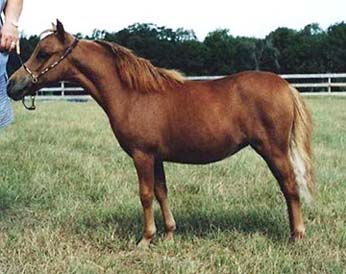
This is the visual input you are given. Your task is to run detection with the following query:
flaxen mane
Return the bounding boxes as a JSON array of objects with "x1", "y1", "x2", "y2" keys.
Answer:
[{"x1": 95, "y1": 40, "x2": 185, "y2": 93}]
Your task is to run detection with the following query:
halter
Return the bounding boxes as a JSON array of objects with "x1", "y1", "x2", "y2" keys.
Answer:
[{"x1": 17, "y1": 38, "x2": 79, "y2": 110}]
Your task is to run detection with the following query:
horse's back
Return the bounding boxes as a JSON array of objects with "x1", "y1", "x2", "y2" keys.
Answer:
[
  {"x1": 179, "y1": 71, "x2": 294, "y2": 127},
  {"x1": 182, "y1": 71, "x2": 293, "y2": 106}
]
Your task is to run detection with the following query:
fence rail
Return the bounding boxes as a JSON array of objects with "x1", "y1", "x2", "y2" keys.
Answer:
[{"x1": 36, "y1": 73, "x2": 346, "y2": 100}]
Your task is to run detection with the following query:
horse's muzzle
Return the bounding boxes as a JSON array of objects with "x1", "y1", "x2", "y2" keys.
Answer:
[{"x1": 7, "y1": 75, "x2": 33, "y2": 101}]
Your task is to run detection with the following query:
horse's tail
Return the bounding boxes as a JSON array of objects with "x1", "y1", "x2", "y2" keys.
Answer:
[{"x1": 288, "y1": 86, "x2": 315, "y2": 204}]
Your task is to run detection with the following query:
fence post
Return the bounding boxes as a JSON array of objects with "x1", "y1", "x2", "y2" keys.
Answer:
[
  {"x1": 61, "y1": 81, "x2": 65, "y2": 97},
  {"x1": 328, "y1": 76, "x2": 331, "y2": 93}
]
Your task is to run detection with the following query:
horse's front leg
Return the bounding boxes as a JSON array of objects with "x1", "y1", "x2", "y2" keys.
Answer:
[{"x1": 133, "y1": 151, "x2": 156, "y2": 248}]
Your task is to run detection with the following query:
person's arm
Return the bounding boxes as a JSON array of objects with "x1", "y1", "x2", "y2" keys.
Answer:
[{"x1": 1, "y1": 0, "x2": 23, "y2": 52}]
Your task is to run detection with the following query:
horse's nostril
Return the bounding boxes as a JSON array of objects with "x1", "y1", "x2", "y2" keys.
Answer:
[{"x1": 6, "y1": 79, "x2": 24, "y2": 100}]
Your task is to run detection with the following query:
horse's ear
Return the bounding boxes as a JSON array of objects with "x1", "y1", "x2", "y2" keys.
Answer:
[{"x1": 56, "y1": 19, "x2": 65, "y2": 42}]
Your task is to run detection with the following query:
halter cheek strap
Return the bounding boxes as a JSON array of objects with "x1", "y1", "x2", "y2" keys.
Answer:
[
  {"x1": 16, "y1": 38, "x2": 79, "y2": 111},
  {"x1": 17, "y1": 38, "x2": 79, "y2": 84}
]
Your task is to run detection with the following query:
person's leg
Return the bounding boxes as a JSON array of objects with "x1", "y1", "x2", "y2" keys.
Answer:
[{"x1": 0, "y1": 73, "x2": 13, "y2": 129}]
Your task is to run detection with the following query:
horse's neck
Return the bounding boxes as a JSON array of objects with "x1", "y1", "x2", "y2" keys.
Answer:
[{"x1": 71, "y1": 40, "x2": 133, "y2": 121}]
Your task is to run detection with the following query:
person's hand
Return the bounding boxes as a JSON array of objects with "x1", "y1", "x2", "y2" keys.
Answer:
[{"x1": 0, "y1": 21, "x2": 20, "y2": 54}]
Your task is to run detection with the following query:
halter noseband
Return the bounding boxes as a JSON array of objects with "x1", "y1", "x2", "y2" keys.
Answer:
[{"x1": 17, "y1": 37, "x2": 79, "y2": 110}]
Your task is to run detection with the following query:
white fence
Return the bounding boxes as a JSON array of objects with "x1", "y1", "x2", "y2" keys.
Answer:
[{"x1": 36, "y1": 73, "x2": 346, "y2": 100}]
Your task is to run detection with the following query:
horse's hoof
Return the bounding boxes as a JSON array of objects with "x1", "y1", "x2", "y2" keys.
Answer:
[
  {"x1": 291, "y1": 228, "x2": 306, "y2": 241},
  {"x1": 136, "y1": 238, "x2": 151, "y2": 249},
  {"x1": 164, "y1": 232, "x2": 174, "y2": 242}
]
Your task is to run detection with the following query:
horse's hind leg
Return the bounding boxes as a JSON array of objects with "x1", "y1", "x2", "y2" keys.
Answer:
[
  {"x1": 154, "y1": 160, "x2": 176, "y2": 241},
  {"x1": 252, "y1": 144, "x2": 305, "y2": 240}
]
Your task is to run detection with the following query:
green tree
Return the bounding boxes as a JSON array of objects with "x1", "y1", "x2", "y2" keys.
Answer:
[
  {"x1": 266, "y1": 27, "x2": 298, "y2": 73},
  {"x1": 326, "y1": 22, "x2": 346, "y2": 72},
  {"x1": 233, "y1": 37, "x2": 258, "y2": 71},
  {"x1": 6, "y1": 22, "x2": 346, "y2": 77},
  {"x1": 294, "y1": 23, "x2": 327, "y2": 73},
  {"x1": 203, "y1": 29, "x2": 236, "y2": 75},
  {"x1": 174, "y1": 40, "x2": 208, "y2": 75}
]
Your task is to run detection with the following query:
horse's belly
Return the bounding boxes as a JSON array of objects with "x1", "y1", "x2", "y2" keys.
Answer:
[
  {"x1": 162, "y1": 140, "x2": 247, "y2": 164},
  {"x1": 161, "y1": 107, "x2": 247, "y2": 164}
]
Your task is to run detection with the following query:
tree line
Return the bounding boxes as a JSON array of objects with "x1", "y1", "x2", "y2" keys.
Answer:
[{"x1": 7, "y1": 22, "x2": 346, "y2": 76}]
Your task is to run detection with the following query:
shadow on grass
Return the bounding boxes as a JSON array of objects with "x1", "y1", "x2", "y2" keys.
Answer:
[
  {"x1": 176, "y1": 209, "x2": 287, "y2": 242},
  {"x1": 75, "y1": 206, "x2": 288, "y2": 244},
  {"x1": 0, "y1": 187, "x2": 18, "y2": 212},
  {"x1": 0, "y1": 188, "x2": 288, "y2": 243}
]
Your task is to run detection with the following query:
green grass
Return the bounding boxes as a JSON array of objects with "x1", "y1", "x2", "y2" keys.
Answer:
[{"x1": 0, "y1": 97, "x2": 346, "y2": 273}]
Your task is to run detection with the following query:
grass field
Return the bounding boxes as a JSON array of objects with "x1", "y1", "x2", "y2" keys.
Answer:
[{"x1": 0, "y1": 97, "x2": 346, "y2": 274}]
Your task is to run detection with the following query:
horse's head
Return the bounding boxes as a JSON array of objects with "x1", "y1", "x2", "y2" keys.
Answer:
[{"x1": 7, "y1": 20, "x2": 77, "y2": 101}]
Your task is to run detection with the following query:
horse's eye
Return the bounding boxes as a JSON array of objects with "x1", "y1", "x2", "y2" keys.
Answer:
[{"x1": 37, "y1": 51, "x2": 50, "y2": 60}]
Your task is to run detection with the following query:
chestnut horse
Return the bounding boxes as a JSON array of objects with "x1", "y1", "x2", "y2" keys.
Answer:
[{"x1": 7, "y1": 21, "x2": 314, "y2": 248}]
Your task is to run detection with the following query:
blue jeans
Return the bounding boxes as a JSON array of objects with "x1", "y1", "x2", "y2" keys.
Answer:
[{"x1": 0, "y1": 73, "x2": 13, "y2": 129}]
